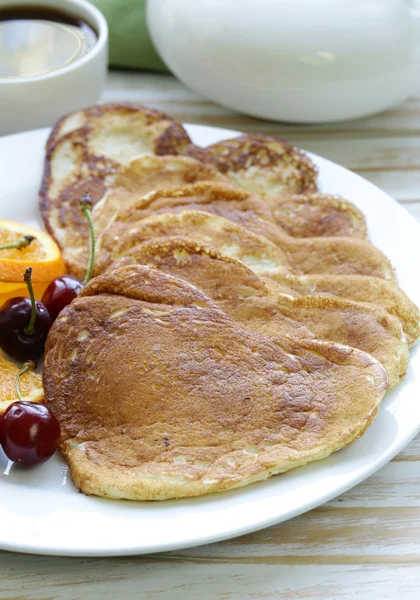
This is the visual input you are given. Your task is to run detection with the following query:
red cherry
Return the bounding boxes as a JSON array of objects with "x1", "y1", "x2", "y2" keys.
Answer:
[
  {"x1": 0, "y1": 288, "x2": 52, "y2": 361},
  {"x1": 42, "y1": 194, "x2": 96, "y2": 321},
  {"x1": 42, "y1": 275, "x2": 83, "y2": 320},
  {"x1": 1, "y1": 402, "x2": 60, "y2": 467}
]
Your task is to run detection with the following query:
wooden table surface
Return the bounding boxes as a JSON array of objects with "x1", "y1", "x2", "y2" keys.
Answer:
[{"x1": 1, "y1": 71, "x2": 420, "y2": 599}]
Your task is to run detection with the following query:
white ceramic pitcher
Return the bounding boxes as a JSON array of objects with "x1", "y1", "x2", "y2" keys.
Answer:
[{"x1": 147, "y1": 0, "x2": 420, "y2": 122}]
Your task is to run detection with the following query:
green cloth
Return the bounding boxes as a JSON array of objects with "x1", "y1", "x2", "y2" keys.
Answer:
[{"x1": 91, "y1": 0, "x2": 168, "y2": 71}]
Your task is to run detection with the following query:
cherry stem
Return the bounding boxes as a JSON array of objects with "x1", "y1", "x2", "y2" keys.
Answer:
[
  {"x1": 81, "y1": 194, "x2": 95, "y2": 286},
  {"x1": 15, "y1": 360, "x2": 36, "y2": 402},
  {"x1": 23, "y1": 267, "x2": 37, "y2": 335},
  {"x1": 0, "y1": 235, "x2": 35, "y2": 251}
]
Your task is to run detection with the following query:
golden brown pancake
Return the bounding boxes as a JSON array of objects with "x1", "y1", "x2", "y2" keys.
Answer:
[
  {"x1": 43, "y1": 264, "x2": 387, "y2": 500},
  {"x1": 116, "y1": 180, "x2": 277, "y2": 232},
  {"x1": 187, "y1": 134, "x2": 318, "y2": 195},
  {"x1": 95, "y1": 209, "x2": 282, "y2": 275},
  {"x1": 52, "y1": 154, "x2": 227, "y2": 278},
  {"x1": 39, "y1": 103, "x2": 192, "y2": 278},
  {"x1": 49, "y1": 115, "x2": 366, "y2": 241},
  {"x1": 268, "y1": 273, "x2": 420, "y2": 347},
  {"x1": 113, "y1": 240, "x2": 314, "y2": 341},
  {"x1": 264, "y1": 192, "x2": 367, "y2": 239},
  {"x1": 46, "y1": 102, "x2": 191, "y2": 152},
  {"x1": 92, "y1": 154, "x2": 228, "y2": 238},
  {"x1": 187, "y1": 134, "x2": 367, "y2": 238},
  {"x1": 111, "y1": 238, "x2": 408, "y2": 387},
  {"x1": 96, "y1": 210, "x2": 417, "y2": 343},
  {"x1": 100, "y1": 184, "x2": 395, "y2": 280}
]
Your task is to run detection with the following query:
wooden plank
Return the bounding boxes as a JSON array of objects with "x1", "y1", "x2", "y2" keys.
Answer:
[
  {"x1": 327, "y1": 462, "x2": 420, "y2": 507},
  {"x1": 394, "y1": 431, "x2": 420, "y2": 460},
  {"x1": 103, "y1": 86, "x2": 420, "y2": 170},
  {"x1": 163, "y1": 507, "x2": 420, "y2": 560},
  {"x1": 281, "y1": 136, "x2": 420, "y2": 171},
  {"x1": 105, "y1": 72, "x2": 420, "y2": 135},
  {"x1": 5, "y1": 502, "x2": 420, "y2": 571},
  {"x1": 0, "y1": 555, "x2": 419, "y2": 600}
]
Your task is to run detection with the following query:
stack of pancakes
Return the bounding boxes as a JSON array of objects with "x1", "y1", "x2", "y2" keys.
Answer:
[{"x1": 40, "y1": 103, "x2": 419, "y2": 501}]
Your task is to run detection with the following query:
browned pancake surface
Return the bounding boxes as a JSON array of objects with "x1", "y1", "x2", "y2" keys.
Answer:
[
  {"x1": 111, "y1": 238, "x2": 407, "y2": 387},
  {"x1": 47, "y1": 102, "x2": 191, "y2": 152},
  {"x1": 265, "y1": 192, "x2": 367, "y2": 239},
  {"x1": 96, "y1": 210, "x2": 418, "y2": 344},
  {"x1": 187, "y1": 134, "x2": 318, "y2": 195},
  {"x1": 188, "y1": 134, "x2": 367, "y2": 238},
  {"x1": 39, "y1": 103, "x2": 192, "y2": 278},
  {"x1": 274, "y1": 273, "x2": 419, "y2": 346},
  {"x1": 43, "y1": 265, "x2": 387, "y2": 500},
  {"x1": 92, "y1": 154, "x2": 227, "y2": 237},
  {"x1": 100, "y1": 182, "x2": 394, "y2": 280}
]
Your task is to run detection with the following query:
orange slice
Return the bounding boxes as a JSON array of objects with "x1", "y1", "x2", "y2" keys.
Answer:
[
  {"x1": 0, "y1": 219, "x2": 65, "y2": 284},
  {"x1": 0, "y1": 281, "x2": 51, "y2": 304},
  {"x1": 0, "y1": 355, "x2": 44, "y2": 415}
]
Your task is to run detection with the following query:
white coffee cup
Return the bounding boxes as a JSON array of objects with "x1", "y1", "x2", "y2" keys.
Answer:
[{"x1": 0, "y1": 0, "x2": 108, "y2": 136}]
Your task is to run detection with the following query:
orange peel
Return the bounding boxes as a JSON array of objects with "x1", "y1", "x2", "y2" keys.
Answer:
[
  {"x1": 0, "y1": 355, "x2": 44, "y2": 415},
  {"x1": 0, "y1": 219, "x2": 65, "y2": 284}
]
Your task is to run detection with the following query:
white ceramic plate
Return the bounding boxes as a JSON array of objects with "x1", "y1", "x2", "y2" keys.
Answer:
[{"x1": 1, "y1": 125, "x2": 420, "y2": 557}]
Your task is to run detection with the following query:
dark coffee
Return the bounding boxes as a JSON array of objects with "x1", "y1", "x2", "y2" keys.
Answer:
[{"x1": 0, "y1": 5, "x2": 97, "y2": 78}]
